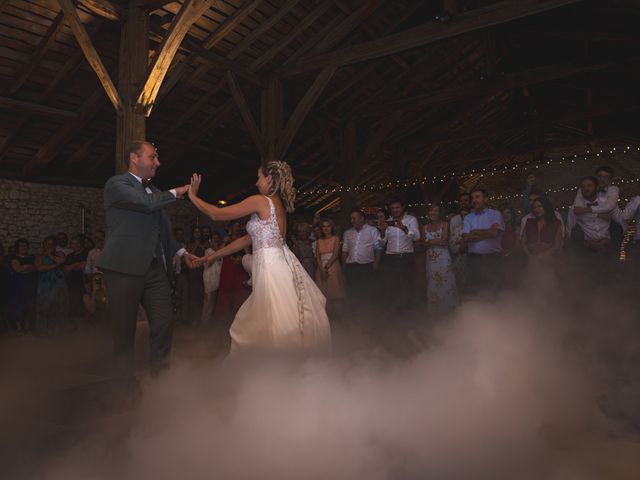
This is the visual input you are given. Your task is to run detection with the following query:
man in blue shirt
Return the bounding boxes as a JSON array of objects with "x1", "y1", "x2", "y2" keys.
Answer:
[{"x1": 461, "y1": 188, "x2": 504, "y2": 294}]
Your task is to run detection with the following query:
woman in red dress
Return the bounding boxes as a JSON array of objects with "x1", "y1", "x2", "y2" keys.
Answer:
[
  {"x1": 215, "y1": 221, "x2": 249, "y2": 322},
  {"x1": 522, "y1": 198, "x2": 563, "y2": 261}
]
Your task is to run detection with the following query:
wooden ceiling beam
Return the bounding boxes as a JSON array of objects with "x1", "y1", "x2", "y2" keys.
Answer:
[
  {"x1": 165, "y1": 77, "x2": 225, "y2": 135},
  {"x1": 274, "y1": 0, "x2": 581, "y2": 78},
  {"x1": 135, "y1": 0, "x2": 177, "y2": 11},
  {"x1": 0, "y1": 0, "x2": 11, "y2": 15},
  {"x1": 276, "y1": 65, "x2": 336, "y2": 158},
  {"x1": 405, "y1": 99, "x2": 640, "y2": 150},
  {"x1": 78, "y1": 0, "x2": 122, "y2": 22},
  {"x1": 180, "y1": 34, "x2": 261, "y2": 84},
  {"x1": 57, "y1": 0, "x2": 123, "y2": 113},
  {"x1": 24, "y1": 88, "x2": 107, "y2": 175},
  {"x1": 0, "y1": 96, "x2": 78, "y2": 119},
  {"x1": 249, "y1": 1, "x2": 333, "y2": 72},
  {"x1": 0, "y1": 24, "x2": 101, "y2": 162},
  {"x1": 136, "y1": 0, "x2": 216, "y2": 116},
  {"x1": 309, "y1": 0, "x2": 385, "y2": 56},
  {"x1": 225, "y1": 70, "x2": 265, "y2": 157},
  {"x1": 202, "y1": 0, "x2": 262, "y2": 50},
  {"x1": 228, "y1": 0, "x2": 301, "y2": 60},
  {"x1": 363, "y1": 58, "x2": 633, "y2": 116},
  {"x1": 9, "y1": 12, "x2": 65, "y2": 95}
]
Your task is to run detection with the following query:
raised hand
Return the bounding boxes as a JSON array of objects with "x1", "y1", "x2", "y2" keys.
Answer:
[
  {"x1": 189, "y1": 173, "x2": 202, "y2": 198},
  {"x1": 174, "y1": 184, "x2": 190, "y2": 198}
]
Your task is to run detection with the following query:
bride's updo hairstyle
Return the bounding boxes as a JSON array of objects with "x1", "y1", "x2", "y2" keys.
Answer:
[{"x1": 262, "y1": 160, "x2": 296, "y2": 213}]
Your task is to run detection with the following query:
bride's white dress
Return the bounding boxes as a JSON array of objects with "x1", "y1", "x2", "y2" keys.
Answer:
[{"x1": 229, "y1": 196, "x2": 332, "y2": 353}]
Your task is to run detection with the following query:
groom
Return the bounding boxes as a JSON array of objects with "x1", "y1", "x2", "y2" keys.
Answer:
[{"x1": 98, "y1": 141, "x2": 194, "y2": 379}]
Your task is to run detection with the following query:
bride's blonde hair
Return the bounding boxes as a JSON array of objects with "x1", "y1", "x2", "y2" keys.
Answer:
[{"x1": 262, "y1": 160, "x2": 296, "y2": 213}]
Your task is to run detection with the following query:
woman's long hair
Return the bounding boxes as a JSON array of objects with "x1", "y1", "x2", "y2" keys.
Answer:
[
  {"x1": 532, "y1": 197, "x2": 558, "y2": 225},
  {"x1": 262, "y1": 160, "x2": 296, "y2": 213}
]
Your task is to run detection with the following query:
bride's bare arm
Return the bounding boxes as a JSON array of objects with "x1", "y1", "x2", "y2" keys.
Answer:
[
  {"x1": 188, "y1": 174, "x2": 264, "y2": 222},
  {"x1": 198, "y1": 235, "x2": 252, "y2": 266}
]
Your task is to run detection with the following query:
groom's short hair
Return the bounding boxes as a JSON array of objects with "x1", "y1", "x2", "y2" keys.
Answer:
[{"x1": 128, "y1": 141, "x2": 151, "y2": 161}]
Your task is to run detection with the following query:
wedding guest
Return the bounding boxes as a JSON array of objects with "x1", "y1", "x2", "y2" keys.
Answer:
[
  {"x1": 423, "y1": 205, "x2": 458, "y2": 316},
  {"x1": 83, "y1": 234, "x2": 95, "y2": 252},
  {"x1": 183, "y1": 226, "x2": 207, "y2": 324},
  {"x1": 519, "y1": 189, "x2": 565, "y2": 240},
  {"x1": 292, "y1": 223, "x2": 316, "y2": 278},
  {"x1": 522, "y1": 197, "x2": 563, "y2": 261},
  {"x1": 311, "y1": 222, "x2": 323, "y2": 256},
  {"x1": 201, "y1": 225, "x2": 213, "y2": 248},
  {"x1": 567, "y1": 176, "x2": 614, "y2": 258},
  {"x1": 7, "y1": 238, "x2": 37, "y2": 335},
  {"x1": 201, "y1": 232, "x2": 223, "y2": 326},
  {"x1": 35, "y1": 236, "x2": 69, "y2": 336},
  {"x1": 461, "y1": 189, "x2": 504, "y2": 294},
  {"x1": 522, "y1": 171, "x2": 543, "y2": 214},
  {"x1": 55, "y1": 231, "x2": 73, "y2": 256},
  {"x1": 84, "y1": 230, "x2": 105, "y2": 277},
  {"x1": 64, "y1": 235, "x2": 87, "y2": 327},
  {"x1": 215, "y1": 220, "x2": 249, "y2": 322},
  {"x1": 573, "y1": 166, "x2": 625, "y2": 248},
  {"x1": 342, "y1": 208, "x2": 379, "y2": 304},
  {"x1": 500, "y1": 204, "x2": 520, "y2": 257},
  {"x1": 378, "y1": 198, "x2": 420, "y2": 311},
  {"x1": 315, "y1": 219, "x2": 345, "y2": 315},
  {"x1": 82, "y1": 230, "x2": 105, "y2": 320},
  {"x1": 449, "y1": 192, "x2": 471, "y2": 291}
]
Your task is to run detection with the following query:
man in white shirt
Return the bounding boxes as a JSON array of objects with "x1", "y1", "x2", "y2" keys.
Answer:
[
  {"x1": 84, "y1": 229, "x2": 105, "y2": 277},
  {"x1": 378, "y1": 199, "x2": 419, "y2": 311},
  {"x1": 342, "y1": 208, "x2": 380, "y2": 303},
  {"x1": 573, "y1": 166, "x2": 625, "y2": 247},
  {"x1": 566, "y1": 176, "x2": 613, "y2": 254}
]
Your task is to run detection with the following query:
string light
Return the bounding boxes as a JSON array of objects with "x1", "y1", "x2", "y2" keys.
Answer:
[{"x1": 299, "y1": 144, "x2": 637, "y2": 198}]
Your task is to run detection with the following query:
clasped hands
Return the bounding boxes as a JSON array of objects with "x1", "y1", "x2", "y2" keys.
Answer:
[{"x1": 184, "y1": 252, "x2": 220, "y2": 268}]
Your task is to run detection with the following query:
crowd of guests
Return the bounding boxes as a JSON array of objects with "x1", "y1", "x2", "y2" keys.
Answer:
[
  {"x1": 2, "y1": 165, "x2": 638, "y2": 339},
  {"x1": 0, "y1": 231, "x2": 106, "y2": 336},
  {"x1": 288, "y1": 165, "x2": 639, "y2": 321}
]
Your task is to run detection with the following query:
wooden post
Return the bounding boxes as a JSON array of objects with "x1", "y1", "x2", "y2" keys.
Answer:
[
  {"x1": 261, "y1": 78, "x2": 283, "y2": 162},
  {"x1": 339, "y1": 121, "x2": 357, "y2": 228},
  {"x1": 115, "y1": 5, "x2": 149, "y2": 173}
]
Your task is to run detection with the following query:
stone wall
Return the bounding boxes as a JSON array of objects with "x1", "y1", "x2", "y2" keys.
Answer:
[{"x1": 0, "y1": 179, "x2": 197, "y2": 251}]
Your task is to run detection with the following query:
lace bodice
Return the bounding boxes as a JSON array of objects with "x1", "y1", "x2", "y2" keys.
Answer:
[{"x1": 246, "y1": 196, "x2": 284, "y2": 251}]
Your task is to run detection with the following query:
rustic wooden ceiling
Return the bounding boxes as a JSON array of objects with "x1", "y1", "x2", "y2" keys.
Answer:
[{"x1": 1, "y1": 0, "x2": 639, "y2": 211}]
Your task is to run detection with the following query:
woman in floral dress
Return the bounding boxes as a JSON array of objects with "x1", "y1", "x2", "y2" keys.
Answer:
[{"x1": 423, "y1": 205, "x2": 458, "y2": 316}]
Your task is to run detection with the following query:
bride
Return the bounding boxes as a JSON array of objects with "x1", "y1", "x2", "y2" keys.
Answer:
[{"x1": 188, "y1": 161, "x2": 331, "y2": 353}]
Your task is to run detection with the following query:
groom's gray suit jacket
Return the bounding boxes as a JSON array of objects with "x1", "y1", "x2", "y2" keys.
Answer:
[{"x1": 97, "y1": 172, "x2": 181, "y2": 277}]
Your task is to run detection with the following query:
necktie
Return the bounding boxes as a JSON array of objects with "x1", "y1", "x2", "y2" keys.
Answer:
[{"x1": 142, "y1": 178, "x2": 153, "y2": 189}]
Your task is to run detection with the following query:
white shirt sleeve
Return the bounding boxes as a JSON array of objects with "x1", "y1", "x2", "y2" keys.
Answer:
[
  {"x1": 176, "y1": 248, "x2": 186, "y2": 257},
  {"x1": 591, "y1": 185, "x2": 619, "y2": 214},
  {"x1": 406, "y1": 216, "x2": 420, "y2": 241},
  {"x1": 622, "y1": 196, "x2": 640, "y2": 221}
]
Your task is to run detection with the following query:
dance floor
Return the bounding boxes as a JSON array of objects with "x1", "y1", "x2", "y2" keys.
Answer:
[{"x1": 2, "y1": 315, "x2": 640, "y2": 480}]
